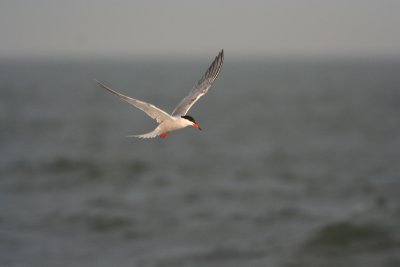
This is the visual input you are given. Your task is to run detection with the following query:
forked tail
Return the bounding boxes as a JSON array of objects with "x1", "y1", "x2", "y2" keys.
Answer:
[{"x1": 126, "y1": 127, "x2": 160, "y2": 139}]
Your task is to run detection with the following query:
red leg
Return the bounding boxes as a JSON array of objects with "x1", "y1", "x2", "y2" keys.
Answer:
[{"x1": 160, "y1": 132, "x2": 169, "y2": 138}]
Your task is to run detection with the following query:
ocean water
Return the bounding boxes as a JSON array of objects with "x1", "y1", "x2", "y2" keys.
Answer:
[{"x1": 0, "y1": 58, "x2": 400, "y2": 267}]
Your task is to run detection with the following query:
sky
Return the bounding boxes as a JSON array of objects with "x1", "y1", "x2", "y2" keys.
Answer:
[{"x1": 1, "y1": 0, "x2": 400, "y2": 59}]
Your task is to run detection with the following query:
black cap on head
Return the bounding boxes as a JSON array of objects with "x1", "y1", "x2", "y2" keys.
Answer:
[
  {"x1": 181, "y1": 115, "x2": 196, "y2": 123},
  {"x1": 182, "y1": 115, "x2": 201, "y2": 130}
]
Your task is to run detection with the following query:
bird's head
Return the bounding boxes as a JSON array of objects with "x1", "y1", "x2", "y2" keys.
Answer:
[{"x1": 181, "y1": 115, "x2": 202, "y2": 130}]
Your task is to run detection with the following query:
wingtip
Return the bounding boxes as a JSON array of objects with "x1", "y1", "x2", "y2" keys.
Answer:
[
  {"x1": 217, "y1": 49, "x2": 224, "y2": 64},
  {"x1": 93, "y1": 78, "x2": 103, "y2": 87},
  {"x1": 94, "y1": 79, "x2": 110, "y2": 91}
]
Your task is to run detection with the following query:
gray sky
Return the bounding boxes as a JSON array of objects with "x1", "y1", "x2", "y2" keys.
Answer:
[{"x1": 1, "y1": 0, "x2": 400, "y2": 59}]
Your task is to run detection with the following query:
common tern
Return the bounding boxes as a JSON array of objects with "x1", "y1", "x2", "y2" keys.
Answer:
[{"x1": 95, "y1": 50, "x2": 224, "y2": 139}]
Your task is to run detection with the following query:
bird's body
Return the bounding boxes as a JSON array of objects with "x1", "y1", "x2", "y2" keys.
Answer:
[
  {"x1": 96, "y1": 50, "x2": 224, "y2": 139},
  {"x1": 130, "y1": 116, "x2": 195, "y2": 139}
]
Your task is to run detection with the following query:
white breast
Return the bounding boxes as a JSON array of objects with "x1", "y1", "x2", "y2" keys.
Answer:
[{"x1": 159, "y1": 117, "x2": 192, "y2": 132}]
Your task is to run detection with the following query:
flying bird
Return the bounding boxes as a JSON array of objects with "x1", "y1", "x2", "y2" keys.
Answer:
[{"x1": 95, "y1": 50, "x2": 224, "y2": 139}]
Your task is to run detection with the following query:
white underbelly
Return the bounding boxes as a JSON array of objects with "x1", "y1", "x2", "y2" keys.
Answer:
[{"x1": 160, "y1": 119, "x2": 189, "y2": 132}]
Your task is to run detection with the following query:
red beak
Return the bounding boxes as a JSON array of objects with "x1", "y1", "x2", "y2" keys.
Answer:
[{"x1": 193, "y1": 123, "x2": 202, "y2": 130}]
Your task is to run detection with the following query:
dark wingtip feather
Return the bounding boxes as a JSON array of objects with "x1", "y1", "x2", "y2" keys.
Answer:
[{"x1": 198, "y1": 49, "x2": 224, "y2": 86}]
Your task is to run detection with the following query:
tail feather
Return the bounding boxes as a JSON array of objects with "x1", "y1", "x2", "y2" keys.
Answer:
[{"x1": 126, "y1": 128, "x2": 160, "y2": 139}]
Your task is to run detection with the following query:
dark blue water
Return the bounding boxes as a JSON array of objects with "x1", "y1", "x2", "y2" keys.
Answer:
[{"x1": 1, "y1": 58, "x2": 400, "y2": 266}]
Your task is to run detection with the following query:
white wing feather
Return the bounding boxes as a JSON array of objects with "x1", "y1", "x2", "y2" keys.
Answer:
[
  {"x1": 171, "y1": 49, "x2": 224, "y2": 116},
  {"x1": 95, "y1": 79, "x2": 173, "y2": 123}
]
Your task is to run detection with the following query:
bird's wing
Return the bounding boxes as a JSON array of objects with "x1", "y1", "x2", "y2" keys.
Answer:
[
  {"x1": 95, "y1": 80, "x2": 173, "y2": 123},
  {"x1": 171, "y1": 49, "x2": 224, "y2": 116}
]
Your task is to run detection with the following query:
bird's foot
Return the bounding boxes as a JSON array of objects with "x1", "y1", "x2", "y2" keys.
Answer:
[{"x1": 160, "y1": 132, "x2": 169, "y2": 139}]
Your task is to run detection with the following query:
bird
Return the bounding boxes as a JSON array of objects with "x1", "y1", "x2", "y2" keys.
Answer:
[{"x1": 95, "y1": 49, "x2": 224, "y2": 139}]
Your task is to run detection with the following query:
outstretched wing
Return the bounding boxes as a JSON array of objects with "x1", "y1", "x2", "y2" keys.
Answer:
[
  {"x1": 95, "y1": 80, "x2": 173, "y2": 123},
  {"x1": 171, "y1": 49, "x2": 224, "y2": 116}
]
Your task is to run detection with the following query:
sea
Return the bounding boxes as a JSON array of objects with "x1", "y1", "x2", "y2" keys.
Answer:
[{"x1": 1, "y1": 57, "x2": 399, "y2": 267}]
